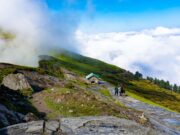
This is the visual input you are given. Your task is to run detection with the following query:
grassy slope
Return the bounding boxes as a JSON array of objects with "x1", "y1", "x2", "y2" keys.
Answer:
[
  {"x1": 127, "y1": 80, "x2": 180, "y2": 112},
  {"x1": 44, "y1": 87, "x2": 125, "y2": 118},
  {"x1": 0, "y1": 61, "x2": 142, "y2": 124},
  {"x1": 41, "y1": 81, "x2": 144, "y2": 124},
  {"x1": 48, "y1": 51, "x2": 133, "y2": 84},
  {"x1": 47, "y1": 51, "x2": 180, "y2": 113}
]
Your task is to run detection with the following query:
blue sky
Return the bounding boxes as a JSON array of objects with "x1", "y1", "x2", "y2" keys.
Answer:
[
  {"x1": 45, "y1": 0, "x2": 180, "y2": 32},
  {"x1": 43, "y1": 0, "x2": 180, "y2": 84},
  {"x1": 0, "y1": 0, "x2": 180, "y2": 84}
]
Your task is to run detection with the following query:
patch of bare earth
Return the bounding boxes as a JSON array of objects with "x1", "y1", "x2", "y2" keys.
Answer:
[{"x1": 32, "y1": 92, "x2": 52, "y2": 115}]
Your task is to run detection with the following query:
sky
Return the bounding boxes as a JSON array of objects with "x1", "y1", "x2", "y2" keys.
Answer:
[
  {"x1": 0, "y1": 0, "x2": 180, "y2": 85},
  {"x1": 45, "y1": 0, "x2": 180, "y2": 32}
]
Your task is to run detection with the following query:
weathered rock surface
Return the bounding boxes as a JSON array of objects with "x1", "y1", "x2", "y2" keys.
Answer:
[
  {"x1": 23, "y1": 113, "x2": 39, "y2": 122},
  {"x1": 61, "y1": 116, "x2": 164, "y2": 135},
  {"x1": 0, "y1": 120, "x2": 65, "y2": 135},
  {"x1": 0, "y1": 116, "x2": 164, "y2": 135},
  {"x1": 17, "y1": 70, "x2": 62, "y2": 91},
  {"x1": 0, "y1": 85, "x2": 40, "y2": 128},
  {"x1": 2, "y1": 73, "x2": 32, "y2": 91},
  {"x1": 0, "y1": 104, "x2": 24, "y2": 128}
]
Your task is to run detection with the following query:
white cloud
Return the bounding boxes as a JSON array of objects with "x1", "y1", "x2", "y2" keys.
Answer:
[
  {"x1": 0, "y1": 0, "x2": 79, "y2": 66},
  {"x1": 76, "y1": 27, "x2": 180, "y2": 85}
]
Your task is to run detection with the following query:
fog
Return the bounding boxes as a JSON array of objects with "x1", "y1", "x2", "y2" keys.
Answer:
[{"x1": 0, "y1": 0, "x2": 79, "y2": 66}]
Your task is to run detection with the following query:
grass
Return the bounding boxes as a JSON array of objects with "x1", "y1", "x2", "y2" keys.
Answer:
[
  {"x1": 43, "y1": 86, "x2": 135, "y2": 119},
  {"x1": 99, "y1": 89, "x2": 112, "y2": 98},
  {"x1": 0, "y1": 49, "x2": 179, "y2": 126},
  {"x1": 126, "y1": 91, "x2": 176, "y2": 112},
  {"x1": 127, "y1": 80, "x2": 180, "y2": 113},
  {"x1": 48, "y1": 51, "x2": 180, "y2": 113},
  {"x1": 48, "y1": 50, "x2": 135, "y2": 85},
  {"x1": 0, "y1": 68, "x2": 16, "y2": 83},
  {"x1": 20, "y1": 88, "x2": 33, "y2": 97},
  {"x1": 0, "y1": 31, "x2": 15, "y2": 40}
]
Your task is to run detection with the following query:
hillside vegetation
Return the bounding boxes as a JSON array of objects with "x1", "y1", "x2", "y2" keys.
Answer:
[
  {"x1": 127, "y1": 80, "x2": 180, "y2": 112},
  {"x1": 49, "y1": 51, "x2": 135, "y2": 85},
  {"x1": 44, "y1": 51, "x2": 180, "y2": 113},
  {"x1": 0, "y1": 50, "x2": 179, "y2": 129}
]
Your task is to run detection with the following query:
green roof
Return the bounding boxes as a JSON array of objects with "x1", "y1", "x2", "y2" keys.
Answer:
[{"x1": 86, "y1": 73, "x2": 100, "y2": 79}]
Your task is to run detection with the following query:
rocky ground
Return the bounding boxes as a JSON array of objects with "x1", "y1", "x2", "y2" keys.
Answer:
[
  {"x1": 0, "y1": 116, "x2": 164, "y2": 135},
  {"x1": 109, "y1": 87, "x2": 180, "y2": 135}
]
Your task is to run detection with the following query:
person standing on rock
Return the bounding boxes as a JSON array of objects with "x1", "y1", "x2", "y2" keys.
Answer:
[{"x1": 114, "y1": 86, "x2": 119, "y2": 96}]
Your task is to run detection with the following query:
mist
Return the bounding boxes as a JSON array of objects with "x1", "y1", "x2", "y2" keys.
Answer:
[{"x1": 0, "y1": 0, "x2": 79, "y2": 66}]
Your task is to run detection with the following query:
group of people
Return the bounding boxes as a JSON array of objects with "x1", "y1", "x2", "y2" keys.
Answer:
[{"x1": 114, "y1": 84, "x2": 125, "y2": 96}]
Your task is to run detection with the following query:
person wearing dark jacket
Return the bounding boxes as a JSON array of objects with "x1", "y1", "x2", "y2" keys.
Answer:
[
  {"x1": 119, "y1": 84, "x2": 125, "y2": 96},
  {"x1": 114, "y1": 86, "x2": 119, "y2": 96}
]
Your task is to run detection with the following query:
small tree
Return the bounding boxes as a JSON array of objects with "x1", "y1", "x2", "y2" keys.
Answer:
[
  {"x1": 173, "y1": 84, "x2": 178, "y2": 92},
  {"x1": 147, "y1": 76, "x2": 153, "y2": 82},
  {"x1": 134, "y1": 71, "x2": 143, "y2": 79}
]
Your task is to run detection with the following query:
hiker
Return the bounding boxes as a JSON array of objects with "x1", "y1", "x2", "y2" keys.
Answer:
[
  {"x1": 122, "y1": 84, "x2": 126, "y2": 95},
  {"x1": 120, "y1": 84, "x2": 125, "y2": 96},
  {"x1": 118, "y1": 85, "x2": 122, "y2": 96},
  {"x1": 114, "y1": 86, "x2": 119, "y2": 96}
]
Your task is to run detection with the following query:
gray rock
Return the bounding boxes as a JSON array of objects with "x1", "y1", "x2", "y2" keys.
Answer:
[
  {"x1": 45, "y1": 120, "x2": 59, "y2": 131},
  {"x1": 0, "y1": 120, "x2": 64, "y2": 135},
  {"x1": 18, "y1": 70, "x2": 62, "y2": 91},
  {"x1": 23, "y1": 113, "x2": 39, "y2": 122},
  {"x1": 0, "y1": 116, "x2": 165, "y2": 135},
  {"x1": 0, "y1": 104, "x2": 24, "y2": 128},
  {"x1": 61, "y1": 116, "x2": 163, "y2": 135},
  {"x1": 2, "y1": 73, "x2": 32, "y2": 91},
  {"x1": 0, "y1": 123, "x2": 28, "y2": 135},
  {"x1": 26, "y1": 121, "x2": 44, "y2": 134}
]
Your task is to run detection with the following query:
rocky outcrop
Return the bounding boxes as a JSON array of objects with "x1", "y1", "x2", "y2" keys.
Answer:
[
  {"x1": 2, "y1": 71, "x2": 63, "y2": 92},
  {"x1": 0, "y1": 104, "x2": 24, "y2": 128},
  {"x1": 2, "y1": 73, "x2": 32, "y2": 91},
  {"x1": 0, "y1": 116, "x2": 164, "y2": 135},
  {"x1": 0, "y1": 120, "x2": 65, "y2": 135},
  {"x1": 61, "y1": 116, "x2": 164, "y2": 135},
  {"x1": 17, "y1": 70, "x2": 62, "y2": 91},
  {"x1": 23, "y1": 113, "x2": 39, "y2": 122},
  {"x1": 0, "y1": 85, "x2": 40, "y2": 128}
]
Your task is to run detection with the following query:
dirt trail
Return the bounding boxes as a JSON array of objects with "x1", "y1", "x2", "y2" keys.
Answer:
[
  {"x1": 108, "y1": 86, "x2": 180, "y2": 135},
  {"x1": 32, "y1": 92, "x2": 52, "y2": 115}
]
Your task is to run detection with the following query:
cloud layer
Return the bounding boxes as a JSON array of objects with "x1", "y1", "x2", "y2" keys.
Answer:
[
  {"x1": 0, "y1": 0, "x2": 79, "y2": 66},
  {"x1": 0, "y1": 0, "x2": 179, "y2": 85},
  {"x1": 76, "y1": 27, "x2": 180, "y2": 85}
]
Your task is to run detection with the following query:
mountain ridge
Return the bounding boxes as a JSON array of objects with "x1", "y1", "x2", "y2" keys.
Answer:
[{"x1": 0, "y1": 51, "x2": 179, "y2": 134}]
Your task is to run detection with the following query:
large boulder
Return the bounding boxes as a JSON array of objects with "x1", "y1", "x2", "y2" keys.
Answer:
[
  {"x1": 0, "y1": 120, "x2": 66, "y2": 135},
  {"x1": 2, "y1": 73, "x2": 32, "y2": 91},
  {"x1": 17, "y1": 70, "x2": 62, "y2": 91}
]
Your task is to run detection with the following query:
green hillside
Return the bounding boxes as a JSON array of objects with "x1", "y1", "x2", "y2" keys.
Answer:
[
  {"x1": 39, "y1": 51, "x2": 180, "y2": 113},
  {"x1": 43, "y1": 50, "x2": 135, "y2": 85}
]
